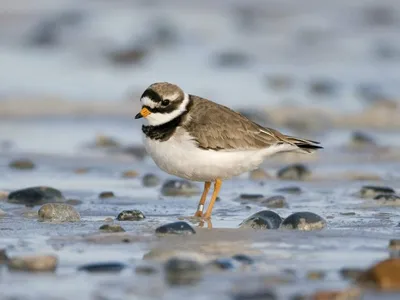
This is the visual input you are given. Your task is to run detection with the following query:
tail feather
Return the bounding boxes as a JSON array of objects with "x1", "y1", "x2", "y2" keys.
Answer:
[{"x1": 284, "y1": 136, "x2": 323, "y2": 154}]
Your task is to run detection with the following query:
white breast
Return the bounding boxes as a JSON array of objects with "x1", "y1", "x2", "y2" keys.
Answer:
[{"x1": 143, "y1": 128, "x2": 294, "y2": 182}]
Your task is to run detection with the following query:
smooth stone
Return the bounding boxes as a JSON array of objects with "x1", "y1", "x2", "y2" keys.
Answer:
[
  {"x1": 161, "y1": 179, "x2": 199, "y2": 196},
  {"x1": 232, "y1": 254, "x2": 254, "y2": 265},
  {"x1": 142, "y1": 173, "x2": 161, "y2": 187},
  {"x1": 8, "y1": 186, "x2": 65, "y2": 206},
  {"x1": 360, "y1": 186, "x2": 395, "y2": 198},
  {"x1": 265, "y1": 74, "x2": 294, "y2": 91},
  {"x1": 239, "y1": 194, "x2": 265, "y2": 202},
  {"x1": 74, "y1": 168, "x2": 89, "y2": 174},
  {"x1": 0, "y1": 249, "x2": 8, "y2": 264},
  {"x1": 7, "y1": 255, "x2": 58, "y2": 272},
  {"x1": 308, "y1": 78, "x2": 338, "y2": 96},
  {"x1": 99, "y1": 191, "x2": 115, "y2": 199},
  {"x1": 121, "y1": 170, "x2": 138, "y2": 178},
  {"x1": 349, "y1": 131, "x2": 377, "y2": 148},
  {"x1": 99, "y1": 224, "x2": 125, "y2": 233},
  {"x1": 249, "y1": 168, "x2": 270, "y2": 180},
  {"x1": 65, "y1": 199, "x2": 83, "y2": 206},
  {"x1": 261, "y1": 195, "x2": 288, "y2": 208},
  {"x1": 164, "y1": 257, "x2": 203, "y2": 285},
  {"x1": 213, "y1": 50, "x2": 251, "y2": 68},
  {"x1": 208, "y1": 258, "x2": 235, "y2": 270},
  {"x1": 135, "y1": 265, "x2": 159, "y2": 275},
  {"x1": 78, "y1": 262, "x2": 127, "y2": 273},
  {"x1": 9, "y1": 159, "x2": 35, "y2": 170},
  {"x1": 389, "y1": 239, "x2": 400, "y2": 251},
  {"x1": 94, "y1": 135, "x2": 120, "y2": 148},
  {"x1": 307, "y1": 270, "x2": 326, "y2": 280},
  {"x1": 239, "y1": 210, "x2": 282, "y2": 230},
  {"x1": 277, "y1": 164, "x2": 311, "y2": 181},
  {"x1": 357, "y1": 258, "x2": 400, "y2": 290},
  {"x1": 38, "y1": 203, "x2": 80, "y2": 222},
  {"x1": 340, "y1": 268, "x2": 364, "y2": 280},
  {"x1": 155, "y1": 221, "x2": 196, "y2": 235},
  {"x1": 276, "y1": 186, "x2": 302, "y2": 194},
  {"x1": 374, "y1": 194, "x2": 400, "y2": 202},
  {"x1": 281, "y1": 212, "x2": 326, "y2": 231},
  {"x1": 116, "y1": 210, "x2": 145, "y2": 221}
]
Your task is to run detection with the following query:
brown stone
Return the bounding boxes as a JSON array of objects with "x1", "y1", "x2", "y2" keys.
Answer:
[
  {"x1": 7, "y1": 255, "x2": 58, "y2": 272},
  {"x1": 121, "y1": 170, "x2": 138, "y2": 178},
  {"x1": 357, "y1": 258, "x2": 400, "y2": 290}
]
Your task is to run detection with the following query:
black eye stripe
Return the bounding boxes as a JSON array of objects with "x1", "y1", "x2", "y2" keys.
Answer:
[{"x1": 141, "y1": 89, "x2": 162, "y2": 103}]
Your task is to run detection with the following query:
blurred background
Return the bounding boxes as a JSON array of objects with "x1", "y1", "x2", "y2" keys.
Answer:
[{"x1": 0, "y1": 0, "x2": 400, "y2": 157}]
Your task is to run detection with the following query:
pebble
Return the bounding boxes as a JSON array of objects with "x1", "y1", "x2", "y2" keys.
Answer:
[
  {"x1": 155, "y1": 221, "x2": 196, "y2": 235},
  {"x1": 99, "y1": 224, "x2": 125, "y2": 233},
  {"x1": 213, "y1": 50, "x2": 251, "y2": 68},
  {"x1": 261, "y1": 195, "x2": 288, "y2": 208},
  {"x1": 38, "y1": 203, "x2": 80, "y2": 222},
  {"x1": 164, "y1": 257, "x2": 203, "y2": 285},
  {"x1": 108, "y1": 45, "x2": 148, "y2": 66},
  {"x1": 161, "y1": 179, "x2": 199, "y2": 196},
  {"x1": 249, "y1": 168, "x2": 270, "y2": 180},
  {"x1": 99, "y1": 191, "x2": 115, "y2": 199},
  {"x1": 121, "y1": 170, "x2": 138, "y2": 178},
  {"x1": 276, "y1": 186, "x2": 302, "y2": 194},
  {"x1": 116, "y1": 210, "x2": 145, "y2": 221},
  {"x1": 9, "y1": 158, "x2": 35, "y2": 170},
  {"x1": 8, "y1": 186, "x2": 65, "y2": 206},
  {"x1": 94, "y1": 135, "x2": 120, "y2": 148},
  {"x1": 239, "y1": 210, "x2": 282, "y2": 229},
  {"x1": 208, "y1": 258, "x2": 235, "y2": 270},
  {"x1": 238, "y1": 194, "x2": 265, "y2": 202},
  {"x1": 232, "y1": 289, "x2": 277, "y2": 300},
  {"x1": 360, "y1": 185, "x2": 395, "y2": 198},
  {"x1": 65, "y1": 199, "x2": 83, "y2": 206},
  {"x1": 307, "y1": 270, "x2": 326, "y2": 280},
  {"x1": 374, "y1": 194, "x2": 400, "y2": 203},
  {"x1": 357, "y1": 258, "x2": 400, "y2": 290},
  {"x1": 308, "y1": 78, "x2": 338, "y2": 96},
  {"x1": 349, "y1": 131, "x2": 377, "y2": 148},
  {"x1": 232, "y1": 254, "x2": 254, "y2": 265},
  {"x1": 0, "y1": 249, "x2": 8, "y2": 263},
  {"x1": 389, "y1": 239, "x2": 400, "y2": 251},
  {"x1": 78, "y1": 262, "x2": 127, "y2": 273},
  {"x1": 7, "y1": 255, "x2": 58, "y2": 272},
  {"x1": 340, "y1": 268, "x2": 364, "y2": 281},
  {"x1": 74, "y1": 168, "x2": 89, "y2": 174},
  {"x1": 281, "y1": 212, "x2": 326, "y2": 231},
  {"x1": 135, "y1": 265, "x2": 159, "y2": 275},
  {"x1": 142, "y1": 173, "x2": 161, "y2": 187},
  {"x1": 277, "y1": 164, "x2": 311, "y2": 181},
  {"x1": 265, "y1": 74, "x2": 294, "y2": 91}
]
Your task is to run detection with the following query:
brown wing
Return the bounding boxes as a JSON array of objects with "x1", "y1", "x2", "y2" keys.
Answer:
[{"x1": 182, "y1": 96, "x2": 288, "y2": 151}]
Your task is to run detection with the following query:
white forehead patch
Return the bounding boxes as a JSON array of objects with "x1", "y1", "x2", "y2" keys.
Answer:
[{"x1": 141, "y1": 96, "x2": 156, "y2": 108}]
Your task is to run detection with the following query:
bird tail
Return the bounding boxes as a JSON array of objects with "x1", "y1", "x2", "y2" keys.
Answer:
[{"x1": 283, "y1": 136, "x2": 323, "y2": 154}]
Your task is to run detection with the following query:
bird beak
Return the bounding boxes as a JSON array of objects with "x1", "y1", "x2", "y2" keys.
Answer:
[{"x1": 135, "y1": 107, "x2": 151, "y2": 119}]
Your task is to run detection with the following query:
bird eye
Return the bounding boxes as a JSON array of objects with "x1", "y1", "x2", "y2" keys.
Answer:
[{"x1": 161, "y1": 99, "x2": 170, "y2": 106}]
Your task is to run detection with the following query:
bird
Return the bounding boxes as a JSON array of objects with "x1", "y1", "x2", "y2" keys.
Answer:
[{"x1": 135, "y1": 82, "x2": 322, "y2": 219}]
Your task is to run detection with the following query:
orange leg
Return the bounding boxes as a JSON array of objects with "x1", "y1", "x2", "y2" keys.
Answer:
[
  {"x1": 203, "y1": 179, "x2": 222, "y2": 219},
  {"x1": 194, "y1": 181, "x2": 211, "y2": 217}
]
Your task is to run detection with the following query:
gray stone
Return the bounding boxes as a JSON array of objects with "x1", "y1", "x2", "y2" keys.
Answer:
[
  {"x1": 239, "y1": 210, "x2": 282, "y2": 229},
  {"x1": 155, "y1": 221, "x2": 196, "y2": 235},
  {"x1": 281, "y1": 212, "x2": 326, "y2": 231},
  {"x1": 116, "y1": 210, "x2": 145, "y2": 221},
  {"x1": 360, "y1": 186, "x2": 395, "y2": 198},
  {"x1": 277, "y1": 164, "x2": 311, "y2": 181},
  {"x1": 38, "y1": 203, "x2": 80, "y2": 222},
  {"x1": 8, "y1": 186, "x2": 65, "y2": 206},
  {"x1": 142, "y1": 173, "x2": 161, "y2": 187},
  {"x1": 161, "y1": 179, "x2": 199, "y2": 196}
]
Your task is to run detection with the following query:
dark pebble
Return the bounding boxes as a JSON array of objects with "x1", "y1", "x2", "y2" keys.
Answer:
[
  {"x1": 94, "y1": 135, "x2": 120, "y2": 148},
  {"x1": 99, "y1": 224, "x2": 125, "y2": 233},
  {"x1": 265, "y1": 74, "x2": 294, "y2": 91},
  {"x1": 142, "y1": 173, "x2": 161, "y2": 187},
  {"x1": 340, "y1": 268, "x2": 364, "y2": 281},
  {"x1": 232, "y1": 254, "x2": 254, "y2": 265},
  {"x1": 65, "y1": 199, "x2": 83, "y2": 206},
  {"x1": 239, "y1": 194, "x2": 265, "y2": 201},
  {"x1": 0, "y1": 249, "x2": 8, "y2": 264},
  {"x1": 308, "y1": 78, "x2": 339, "y2": 96},
  {"x1": 261, "y1": 195, "x2": 288, "y2": 208},
  {"x1": 239, "y1": 210, "x2": 282, "y2": 230},
  {"x1": 360, "y1": 186, "x2": 395, "y2": 198},
  {"x1": 374, "y1": 194, "x2": 400, "y2": 202},
  {"x1": 116, "y1": 209, "x2": 145, "y2": 221},
  {"x1": 8, "y1": 186, "x2": 65, "y2": 206},
  {"x1": 38, "y1": 203, "x2": 80, "y2": 222},
  {"x1": 99, "y1": 191, "x2": 115, "y2": 199},
  {"x1": 349, "y1": 131, "x2": 377, "y2": 148},
  {"x1": 108, "y1": 46, "x2": 148, "y2": 66},
  {"x1": 155, "y1": 221, "x2": 196, "y2": 235},
  {"x1": 164, "y1": 257, "x2": 203, "y2": 286},
  {"x1": 161, "y1": 179, "x2": 199, "y2": 196},
  {"x1": 78, "y1": 262, "x2": 127, "y2": 273},
  {"x1": 276, "y1": 186, "x2": 302, "y2": 194},
  {"x1": 232, "y1": 289, "x2": 276, "y2": 300},
  {"x1": 208, "y1": 258, "x2": 235, "y2": 270},
  {"x1": 277, "y1": 164, "x2": 311, "y2": 181},
  {"x1": 281, "y1": 212, "x2": 326, "y2": 230},
  {"x1": 9, "y1": 159, "x2": 35, "y2": 170}
]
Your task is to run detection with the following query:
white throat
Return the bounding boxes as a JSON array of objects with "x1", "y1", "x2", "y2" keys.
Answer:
[{"x1": 144, "y1": 93, "x2": 190, "y2": 126}]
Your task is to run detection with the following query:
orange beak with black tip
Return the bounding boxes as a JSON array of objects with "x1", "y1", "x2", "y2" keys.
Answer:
[{"x1": 135, "y1": 107, "x2": 151, "y2": 119}]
